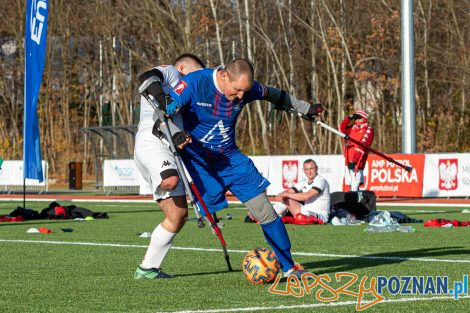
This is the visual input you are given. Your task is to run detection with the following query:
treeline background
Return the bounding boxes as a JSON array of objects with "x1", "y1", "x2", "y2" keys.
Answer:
[{"x1": 1, "y1": 0, "x2": 469, "y2": 179}]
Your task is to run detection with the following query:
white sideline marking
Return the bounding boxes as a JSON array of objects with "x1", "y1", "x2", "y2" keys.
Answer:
[
  {"x1": 378, "y1": 203, "x2": 470, "y2": 208},
  {"x1": 2, "y1": 197, "x2": 470, "y2": 207},
  {"x1": 0, "y1": 239, "x2": 148, "y2": 248},
  {"x1": 154, "y1": 295, "x2": 470, "y2": 313},
  {"x1": 395, "y1": 210, "x2": 447, "y2": 213},
  {"x1": 1, "y1": 239, "x2": 470, "y2": 264},
  {"x1": 0, "y1": 198, "x2": 155, "y2": 203}
]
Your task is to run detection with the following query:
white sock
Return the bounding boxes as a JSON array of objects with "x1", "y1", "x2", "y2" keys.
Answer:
[
  {"x1": 273, "y1": 202, "x2": 288, "y2": 217},
  {"x1": 140, "y1": 224, "x2": 176, "y2": 269},
  {"x1": 349, "y1": 170, "x2": 359, "y2": 191}
]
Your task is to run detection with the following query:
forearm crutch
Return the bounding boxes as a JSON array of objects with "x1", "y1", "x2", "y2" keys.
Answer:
[
  {"x1": 139, "y1": 78, "x2": 233, "y2": 272},
  {"x1": 286, "y1": 108, "x2": 413, "y2": 173}
]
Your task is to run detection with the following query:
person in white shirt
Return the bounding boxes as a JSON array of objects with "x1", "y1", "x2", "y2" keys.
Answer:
[
  {"x1": 134, "y1": 54, "x2": 205, "y2": 279},
  {"x1": 274, "y1": 159, "x2": 330, "y2": 223}
]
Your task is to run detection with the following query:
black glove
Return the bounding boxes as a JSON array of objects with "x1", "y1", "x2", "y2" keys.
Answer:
[
  {"x1": 349, "y1": 113, "x2": 362, "y2": 120},
  {"x1": 172, "y1": 131, "x2": 192, "y2": 149},
  {"x1": 348, "y1": 161, "x2": 357, "y2": 171},
  {"x1": 307, "y1": 103, "x2": 324, "y2": 116}
]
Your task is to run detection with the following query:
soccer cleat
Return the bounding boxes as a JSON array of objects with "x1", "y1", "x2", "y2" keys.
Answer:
[
  {"x1": 283, "y1": 263, "x2": 314, "y2": 279},
  {"x1": 134, "y1": 266, "x2": 174, "y2": 279}
]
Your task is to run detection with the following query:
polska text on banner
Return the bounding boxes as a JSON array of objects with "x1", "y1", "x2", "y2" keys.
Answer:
[{"x1": 364, "y1": 154, "x2": 425, "y2": 197}]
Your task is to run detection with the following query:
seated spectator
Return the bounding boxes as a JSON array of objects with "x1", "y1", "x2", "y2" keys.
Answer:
[{"x1": 273, "y1": 159, "x2": 330, "y2": 223}]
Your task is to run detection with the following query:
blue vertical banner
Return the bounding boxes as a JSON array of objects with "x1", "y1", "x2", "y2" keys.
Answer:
[{"x1": 24, "y1": 0, "x2": 49, "y2": 182}]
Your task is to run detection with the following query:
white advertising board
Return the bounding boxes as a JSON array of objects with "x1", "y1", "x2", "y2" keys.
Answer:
[
  {"x1": 422, "y1": 153, "x2": 470, "y2": 197},
  {"x1": 103, "y1": 160, "x2": 142, "y2": 187},
  {"x1": 261, "y1": 155, "x2": 344, "y2": 195},
  {"x1": 0, "y1": 160, "x2": 48, "y2": 186},
  {"x1": 249, "y1": 156, "x2": 270, "y2": 180},
  {"x1": 105, "y1": 153, "x2": 470, "y2": 198}
]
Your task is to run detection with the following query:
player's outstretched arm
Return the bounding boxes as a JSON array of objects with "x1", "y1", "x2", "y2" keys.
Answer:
[{"x1": 264, "y1": 86, "x2": 324, "y2": 117}]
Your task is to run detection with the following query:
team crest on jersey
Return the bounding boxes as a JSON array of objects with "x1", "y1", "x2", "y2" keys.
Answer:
[{"x1": 174, "y1": 80, "x2": 188, "y2": 95}]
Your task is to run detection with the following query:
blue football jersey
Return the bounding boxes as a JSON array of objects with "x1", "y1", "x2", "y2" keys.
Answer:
[{"x1": 170, "y1": 68, "x2": 266, "y2": 162}]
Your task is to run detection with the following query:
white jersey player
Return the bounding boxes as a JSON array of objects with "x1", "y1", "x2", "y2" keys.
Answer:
[
  {"x1": 274, "y1": 159, "x2": 331, "y2": 223},
  {"x1": 133, "y1": 54, "x2": 205, "y2": 279}
]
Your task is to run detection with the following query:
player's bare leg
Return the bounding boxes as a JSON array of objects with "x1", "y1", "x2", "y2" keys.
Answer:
[
  {"x1": 159, "y1": 195, "x2": 188, "y2": 233},
  {"x1": 135, "y1": 177, "x2": 188, "y2": 279},
  {"x1": 282, "y1": 197, "x2": 302, "y2": 216}
]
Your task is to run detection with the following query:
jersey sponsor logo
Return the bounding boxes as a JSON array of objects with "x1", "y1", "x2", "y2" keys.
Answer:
[
  {"x1": 161, "y1": 160, "x2": 172, "y2": 168},
  {"x1": 438, "y1": 159, "x2": 458, "y2": 190},
  {"x1": 197, "y1": 102, "x2": 213, "y2": 108},
  {"x1": 174, "y1": 80, "x2": 187, "y2": 95},
  {"x1": 282, "y1": 160, "x2": 298, "y2": 189}
]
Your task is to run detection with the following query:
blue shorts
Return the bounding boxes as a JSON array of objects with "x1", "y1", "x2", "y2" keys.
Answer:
[{"x1": 182, "y1": 151, "x2": 270, "y2": 214}]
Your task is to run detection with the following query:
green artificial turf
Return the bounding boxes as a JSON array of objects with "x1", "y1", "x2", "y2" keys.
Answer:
[{"x1": 0, "y1": 200, "x2": 469, "y2": 312}]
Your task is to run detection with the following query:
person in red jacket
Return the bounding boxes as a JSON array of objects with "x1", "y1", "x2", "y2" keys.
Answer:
[{"x1": 339, "y1": 108, "x2": 374, "y2": 191}]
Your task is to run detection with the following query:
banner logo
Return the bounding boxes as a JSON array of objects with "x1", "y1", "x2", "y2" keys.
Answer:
[
  {"x1": 269, "y1": 273, "x2": 469, "y2": 311},
  {"x1": 113, "y1": 165, "x2": 134, "y2": 179},
  {"x1": 30, "y1": 0, "x2": 48, "y2": 45},
  {"x1": 438, "y1": 159, "x2": 458, "y2": 190},
  {"x1": 282, "y1": 160, "x2": 298, "y2": 189},
  {"x1": 364, "y1": 154, "x2": 425, "y2": 197}
]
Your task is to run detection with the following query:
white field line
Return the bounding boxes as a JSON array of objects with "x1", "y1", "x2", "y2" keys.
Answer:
[
  {"x1": 377, "y1": 203, "x2": 470, "y2": 208},
  {"x1": 394, "y1": 210, "x2": 447, "y2": 213},
  {"x1": 154, "y1": 295, "x2": 470, "y2": 313},
  {"x1": 1, "y1": 239, "x2": 470, "y2": 264},
  {"x1": 1, "y1": 197, "x2": 470, "y2": 207},
  {"x1": 0, "y1": 197, "x2": 156, "y2": 203}
]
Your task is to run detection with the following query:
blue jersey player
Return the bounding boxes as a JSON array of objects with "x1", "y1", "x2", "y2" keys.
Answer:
[{"x1": 166, "y1": 59, "x2": 323, "y2": 278}]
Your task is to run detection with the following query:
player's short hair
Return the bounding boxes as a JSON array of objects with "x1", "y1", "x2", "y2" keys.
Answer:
[
  {"x1": 303, "y1": 159, "x2": 317, "y2": 168},
  {"x1": 172, "y1": 53, "x2": 206, "y2": 68},
  {"x1": 224, "y1": 58, "x2": 254, "y2": 82}
]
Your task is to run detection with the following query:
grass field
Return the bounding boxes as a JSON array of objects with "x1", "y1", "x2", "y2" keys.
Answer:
[{"x1": 1, "y1": 200, "x2": 469, "y2": 313}]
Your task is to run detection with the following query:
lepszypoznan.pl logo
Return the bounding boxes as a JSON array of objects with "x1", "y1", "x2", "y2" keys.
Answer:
[{"x1": 268, "y1": 273, "x2": 468, "y2": 311}]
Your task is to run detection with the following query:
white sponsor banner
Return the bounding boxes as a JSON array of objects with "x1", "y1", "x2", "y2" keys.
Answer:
[
  {"x1": 249, "y1": 156, "x2": 270, "y2": 180},
  {"x1": 102, "y1": 153, "x2": 470, "y2": 197},
  {"x1": 263, "y1": 155, "x2": 344, "y2": 195},
  {"x1": 0, "y1": 160, "x2": 48, "y2": 186},
  {"x1": 422, "y1": 153, "x2": 470, "y2": 197},
  {"x1": 103, "y1": 160, "x2": 141, "y2": 187}
]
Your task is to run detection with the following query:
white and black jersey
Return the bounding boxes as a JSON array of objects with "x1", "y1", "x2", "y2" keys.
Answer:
[
  {"x1": 137, "y1": 65, "x2": 184, "y2": 134},
  {"x1": 134, "y1": 65, "x2": 185, "y2": 200},
  {"x1": 292, "y1": 175, "x2": 331, "y2": 222}
]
